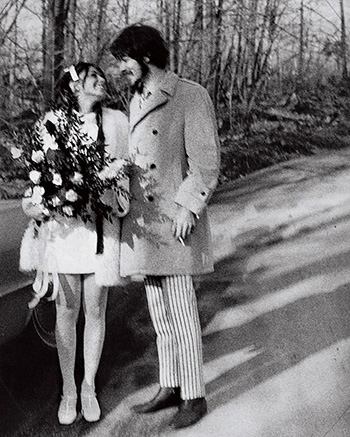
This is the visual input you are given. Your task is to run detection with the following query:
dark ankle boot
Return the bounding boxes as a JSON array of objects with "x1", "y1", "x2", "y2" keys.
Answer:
[
  {"x1": 132, "y1": 387, "x2": 181, "y2": 414},
  {"x1": 170, "y1": 397, "x2": 207, "y2": 429}
]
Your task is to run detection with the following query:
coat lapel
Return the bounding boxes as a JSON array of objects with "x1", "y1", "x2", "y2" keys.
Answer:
[{"x1": 129, "y1": 72, "x2": 179, "y2": 131}]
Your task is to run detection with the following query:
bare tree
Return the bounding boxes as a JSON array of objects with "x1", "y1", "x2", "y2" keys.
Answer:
[
  {"x1": 206, "y1": 0, "x2": 223, "y2": 107},
  {"x1": 297, "y1": 0, "x2": 305, "y2": 88},
  {"x1": 96, "y1": 0, "x2": 109, "y2": 61},
  {"x1": 191, "y1": 0, "x2": 204, "y2": 83},
  {"x1": 66, "y1": 0, "x2": 77, "y2": 64},
  {"x1": 121, "y1": 0, "x2": 130, "y2": 25},
  {"x1": 42, "y1": 0, "x2": 54, "y2": 107},
  {"x1": 172, "y1": 0, "x2": 182, "y2": 73},
  {"x1": 339, "y1": 0, "x2": 348, "y2": 79},
  {"x1": 0, "y1": 0, "x2": 27, "y2": 47},
  {"x1": 53, "y1": 0, "x2": 70, "y2": 86}
]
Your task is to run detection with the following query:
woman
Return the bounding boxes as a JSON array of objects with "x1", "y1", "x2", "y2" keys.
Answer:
[{"x1": 19, "y1": 62, "x2": 129, "y2": 425}]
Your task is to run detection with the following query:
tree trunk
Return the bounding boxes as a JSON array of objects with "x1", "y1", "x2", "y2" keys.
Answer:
[
  {"x1": 42, "y1": 0, "x2": 54, "y2": 108},
  {"x1": 96, "y1": 0, "x2": 109, "y2": 62},
  {"x1": 164, "y1": 1, "x2": 171, "y2": 68},
  {"x1": 122, "y1": 0, "x2": 130, "y2": 25},
  {"x1": 157, "y1": 0, "x2": 164, "y2": 29},
  {"x1": 42, "y1": 0, "x2": 69, "y2": 107},
  {"x1": 207, "y1": 0, "x2": 223, "y2": 108},
  {"x1": 172, "y1": 0, "x2": 182, "y2": 73},
  {"x1": 193, "y1": 0, "x2": 204, "y2": 82},
  {"x1": 340, "y1": 0, "x2": 348, "y2": 79},
  {"x1": 53, "y1": 0, "x2": 69, "y2": 88},
  {"x1": 9, "y1": 0, "x2": 19, "y2": 111},
  {"x1": 67, "y1": 0, "x2": 77, "y2": 64},
  {"x1": 297, "y1": 0, "x2": 305, "y2": 89}
]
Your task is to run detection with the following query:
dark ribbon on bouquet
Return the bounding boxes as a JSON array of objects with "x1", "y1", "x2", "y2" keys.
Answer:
[
  {"x1": 96, "y1": 211, "x2": 104, "y2": 254},
  {"x1": 95, "y1": 110, "x2": 105, "y2": 255}
]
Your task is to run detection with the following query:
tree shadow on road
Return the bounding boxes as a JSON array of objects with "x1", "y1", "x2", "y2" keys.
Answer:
[
  {"x1": 212, "y1": 157, "x2": 350, "y2": 206},
  {"x1": 204, "y1": 282, "x2": 350, "y2": 415}
]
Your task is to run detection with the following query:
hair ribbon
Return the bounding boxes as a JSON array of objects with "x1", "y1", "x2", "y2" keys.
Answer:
[{"x1": 64, "y1": 65, "x2": 79, "y2": 81}]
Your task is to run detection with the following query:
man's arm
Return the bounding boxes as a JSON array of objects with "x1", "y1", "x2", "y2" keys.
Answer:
[{"x1": 172, "y1": 83, "x2": 220, "y2": 239}]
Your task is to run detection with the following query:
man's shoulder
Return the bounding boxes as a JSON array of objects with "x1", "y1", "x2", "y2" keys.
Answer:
[
  {"x1": 176, "y1": 76, "x2": 209, "y2": 97},
  {"x1": 178, "y1": 76, "x2": 204, "y2": 90}
]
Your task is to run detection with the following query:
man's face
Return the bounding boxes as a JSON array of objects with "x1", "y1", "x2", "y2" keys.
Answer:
[{"x1": 117, "y1": 56, "x2": 148, "y2": 90}]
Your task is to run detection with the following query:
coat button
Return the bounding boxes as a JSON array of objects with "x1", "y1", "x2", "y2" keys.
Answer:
[
  {"x1": 150, "y1": 163, "x2": 157, "y2": 169},
  {"x1": 147, "y1": 195, "x2": 154, "y2": 202},
  {"x1": 152, "y1": 129, "x2": 158, "y2": 135}
]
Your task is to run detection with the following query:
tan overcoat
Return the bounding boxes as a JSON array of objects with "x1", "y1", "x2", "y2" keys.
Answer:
[{"x1": 120, "y1": 72, "x2": 220, "y2": 277}]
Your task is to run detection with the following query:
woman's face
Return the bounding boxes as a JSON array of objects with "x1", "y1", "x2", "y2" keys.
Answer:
[{"x1": 78, "y1": 66, "x2": 106, "y2": 103}]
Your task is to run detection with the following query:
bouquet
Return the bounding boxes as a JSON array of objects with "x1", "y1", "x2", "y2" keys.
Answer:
[
  {"x1": 12, "y1": 108, "x2": 130, "y2": 308},
  {"x1": 11, "y1": 109, "x2": 130, "y2": 224}
]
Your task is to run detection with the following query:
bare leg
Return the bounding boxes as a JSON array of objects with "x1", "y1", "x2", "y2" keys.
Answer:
[
  {"x1": 55, "y1": 274, "x2": 81, "y2": 396},
  {"x1": 81, "y1": 274, "x2": 108, "y2": 388},
  {"x1": 80, "y1": 274, "x2": 107, "y2": 422}
]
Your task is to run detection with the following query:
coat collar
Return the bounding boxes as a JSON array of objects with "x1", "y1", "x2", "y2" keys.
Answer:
[{"x1": 129, "y1": 72, "x2": 179, "y2": 131}]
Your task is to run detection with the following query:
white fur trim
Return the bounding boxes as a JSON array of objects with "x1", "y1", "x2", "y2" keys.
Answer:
[
  {"x1": 19, "y1": 220, "x2": 39, "y2": 272},
  {"x1": 20, "y1": 218, "x2": 127, "y2": 287}
]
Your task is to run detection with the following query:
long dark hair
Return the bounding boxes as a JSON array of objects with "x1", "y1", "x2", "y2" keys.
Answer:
[
  {"x1": 54, "y1": 62, "x2": 107, "y2": 145},
  {"x1": 110, "y1": 24, "x2": 169, "y2": 69}
]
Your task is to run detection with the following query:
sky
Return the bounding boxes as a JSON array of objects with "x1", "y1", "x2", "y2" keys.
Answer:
[{"x1": 2, "y1": 0, "x2": 350, "y2": 48}]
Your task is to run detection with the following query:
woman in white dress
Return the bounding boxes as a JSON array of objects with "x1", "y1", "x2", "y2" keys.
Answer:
[{"x1": 20, "y1": 62, "x2": 129, "y2": 425}]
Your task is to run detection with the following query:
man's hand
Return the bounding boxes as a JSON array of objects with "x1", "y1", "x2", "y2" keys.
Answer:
[{"x1": 172, "y1": 206, "x2": 196, "y2": 240}]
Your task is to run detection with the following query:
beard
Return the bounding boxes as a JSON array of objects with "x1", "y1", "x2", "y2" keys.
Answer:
[{"x1": 131, "y1": 61, "x2": 150, "y2": 94}]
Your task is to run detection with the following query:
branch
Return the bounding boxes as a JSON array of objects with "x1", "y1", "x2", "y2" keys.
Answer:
[
  {"x1": 0, "y1": 0, "x2": 28, "y2": 47},
  {"x1": 0, "y1": 0, "x2": 15, "y2": 22}
]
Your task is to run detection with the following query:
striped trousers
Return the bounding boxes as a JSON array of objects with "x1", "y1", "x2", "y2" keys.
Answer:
[{"x1": 144, "y1": 275, "x2": 205, "y2": 400}]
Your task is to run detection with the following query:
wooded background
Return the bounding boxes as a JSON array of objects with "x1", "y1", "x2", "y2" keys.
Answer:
[{"x1": 1, "y1": 0, "x2": 350, "y2": 195}]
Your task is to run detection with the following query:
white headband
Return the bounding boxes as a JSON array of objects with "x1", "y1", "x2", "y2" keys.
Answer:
[{"x1": 64, "y1": 65, "x2": 79, "y2": 82}]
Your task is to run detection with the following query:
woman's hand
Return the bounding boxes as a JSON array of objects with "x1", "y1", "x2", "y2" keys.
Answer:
[
  {"x1": 98, "y1": 159, "x2": 128, "y2": 181},
  {"x1": 22, "y1": 197, "x2": 47, "y2": 221}
]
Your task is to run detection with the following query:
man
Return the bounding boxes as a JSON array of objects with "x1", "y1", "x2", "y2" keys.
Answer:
[{"x1": 110, "y1": 24, "x2": 220, "y2": 429}]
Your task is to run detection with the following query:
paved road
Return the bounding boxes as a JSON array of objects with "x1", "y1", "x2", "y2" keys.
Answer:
[
  {"x1": 2, "y1": 148, "x2": 350, "y2": 436},
  {"x1": 0, "y1": 201, "x2": 33, "y2": 345},
  {"x1": 0, "y1": 200, "x2": 31, "y2": 295}
]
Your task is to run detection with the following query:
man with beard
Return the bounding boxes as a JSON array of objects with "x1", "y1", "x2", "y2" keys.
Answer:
[{"x1": 110, "y1": 24, "x2": 220, "y2": 430}]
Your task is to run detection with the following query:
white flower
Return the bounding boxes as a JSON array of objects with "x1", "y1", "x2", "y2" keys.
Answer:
[
  {"x1": 62, "y1": 205, "x2": 73, "y2": 216},
  {"x1": 24, "y1": 187, "x2": 33, "y2": 198},
  {"x1": 65, "y1": 189, "x2": 78, "y2": 202},
  {"x1": 72, "y1": 172, "x2": 83, "y2": 184},
  {"x1": 31, "y1": 150, "x2": 44, "y2": 163},
  {"x1": 29, "y1": 170, "x2": 41, "y2": 184},
  {"x1": 31, "y1": 186, "x2": 45, "y2": 204},
  {"x1": 51, "y1": 196, "x2": 61, "y2": 207},
  {"x1": 43, "y1": 111, "x2": 59, "y2": 125},
  {"x1": 42, "y1": 132, "x2": 59, "y2": 152},
  {"x1": 11, "y1": 147, "x2": 23, "y2": 159},
  {"x1": 52, "y1": 173, "x2": 62, "y2": 186}
]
